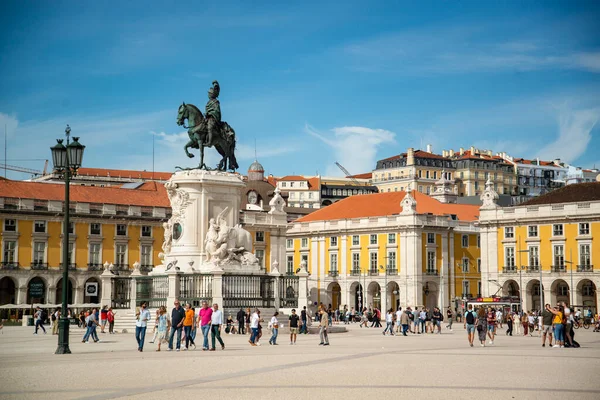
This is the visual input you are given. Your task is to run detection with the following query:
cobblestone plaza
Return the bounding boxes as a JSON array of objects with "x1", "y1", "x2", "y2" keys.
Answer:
[{"x1": 1, "y1": 325, "x2": 598, "y2": 399}]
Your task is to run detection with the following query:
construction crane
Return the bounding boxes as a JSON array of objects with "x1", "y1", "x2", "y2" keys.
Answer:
[
  {"x1": 335, "y1": 161, "x2": 361, "y2": 186},
  {"x1": 0, "y1": 160, "x2": 47, "y2": 177}
]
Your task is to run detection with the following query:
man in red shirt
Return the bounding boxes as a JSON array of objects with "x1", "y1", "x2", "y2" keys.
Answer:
[
  {"x1": 486, "y1": 307, "x2": 497, "y2": 345},
  {"x1": 197, "y1": 301, "x2": 213, "y2": 351}
]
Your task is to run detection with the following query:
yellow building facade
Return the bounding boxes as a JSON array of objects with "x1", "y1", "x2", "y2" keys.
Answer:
[
  {"x1": 286, "y1": 190, "x2": 481, "y2": 315},
  {"x1": 479, "y1": 182, "x2": 599, "y2": 313}
]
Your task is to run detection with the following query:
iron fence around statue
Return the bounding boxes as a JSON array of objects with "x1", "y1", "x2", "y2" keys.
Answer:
[
  {"x1": 179, "y1": 274, "x2": 213, "y2": 307},
  {"x1": 223, "y1": 275, "x2": 275, "y2": 309},
  {"x1": 280, "y1": 275, "x2": 299, "y2": 308},
  {"x1": 111, "y1": 277, "x2": 131, "y2": 309},
  {"x1": 136, "y1": 276, "x2": 168, "y2": 309}
]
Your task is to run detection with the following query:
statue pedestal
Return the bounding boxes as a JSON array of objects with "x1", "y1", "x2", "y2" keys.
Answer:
[{"x1": 160, "y1": 169, "x2": 258, "y2": 274}]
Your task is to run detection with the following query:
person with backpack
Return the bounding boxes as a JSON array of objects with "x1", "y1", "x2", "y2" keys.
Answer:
[
  {"x1": 33, "y1": 307, "x2": 46, "y2": 335},
  {"x1": 464, "y1": 304, "x2": 477, "y2": 347},
  {"x1": 51, "y1": 308, "x2": 60, "y2": 335}
]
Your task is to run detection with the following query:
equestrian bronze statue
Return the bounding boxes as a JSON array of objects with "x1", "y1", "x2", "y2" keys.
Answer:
[{"x1": 176, "y1": 80, "x2": 239, "y2": 171}]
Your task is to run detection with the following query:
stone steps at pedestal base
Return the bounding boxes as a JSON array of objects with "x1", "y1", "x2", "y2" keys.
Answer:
[{"x1": 112, "y1": 311, "x2": 137, "y2": 333}]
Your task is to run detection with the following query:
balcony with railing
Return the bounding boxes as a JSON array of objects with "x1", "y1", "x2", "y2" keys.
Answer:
[
  {"x1": 114, "y1": 263, "x2": 130, "y2": 271},
  {"x1": 31, "y1": 262, "x2": 48, "y2": 270},
  {"x1": 386, "y1": 268, "x2": 398, "y2": 276},
  {"x1": 551, "y1": 265, "x2": 566, "y2": 273},
  {"x1": 577, "y1": 265, "x2": 594, "y2": 273},
  {"x1": 87, "y1": 263, "x2": 103, "y2": 271},
  {"x1": 59, "y1": 264, "x2": 77, "y2": 271},
  {"x1": 328, "y1": 270, "x2": 339, "y2": 278},
  {"x1": 140, "y1": 264, "x2": 154, "y2": 273},
  {"x1": 350, "y1": 269, "x2": 361, "y2": 276},
  {"x1": 425, "y1": 269, "x2": 438, "y2": 276},
  {"x1": 1, "y1": 261, "x2": 19, "y2": 270},
  {"x1": 502, "y1": 266, "x2": 517, "y2": 273},
  {"x1": 526, "y1": 265, "x2": 540, "y2": 273},
  {"x1": 369, "y1": 269, "x2": 379, "y2": 276}
]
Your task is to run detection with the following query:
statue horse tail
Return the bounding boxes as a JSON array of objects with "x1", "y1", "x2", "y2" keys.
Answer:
[{"x1": 219, "y1": 122, "x2": 239, "y2": 171}]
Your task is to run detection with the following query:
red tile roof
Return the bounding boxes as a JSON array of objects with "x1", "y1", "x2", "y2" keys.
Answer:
[
  {"x1": 348, "y1": 172, "x2": 372, "y2": 179},
  {"x1": 379, "y1": 150, "x2": 450, "y2": 163},
  {"x1": 278, "y1": 175, "x2": 321, "y2": 189},
  {"x1": 296, "y1": 191, "x2": 479, "y2": 222},
  {"x1": 76, "y1": 167, "x2": 173, "y2": 181},
  {"x1": 0, "y1": 179, "x2": 170, "y2": 207},
  {"x1": 512, "y1": 158, "x2": 558, "y2": 167}
]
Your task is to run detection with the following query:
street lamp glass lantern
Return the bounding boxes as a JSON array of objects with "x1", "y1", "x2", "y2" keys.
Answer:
[
  {"x1": 67, "y1": 137, "x2": 85, "y2": 169},
  {"x1": 50, "y1": 139, "x2": 67, "y2": 170}
]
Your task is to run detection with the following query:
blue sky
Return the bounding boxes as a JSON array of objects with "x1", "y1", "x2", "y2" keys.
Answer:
[{"x1": 1, "y1": 1, "x2": 599, "y2": 179}]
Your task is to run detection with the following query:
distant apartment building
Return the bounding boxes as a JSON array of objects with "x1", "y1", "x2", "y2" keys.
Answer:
[
  {"x1": 275, "y1": 176, "x2": 322, "y2": 209},
  {"x1": 320, "y1": 173, "x2": 378, "y2": 206},
  {"x1": 373, "y1": 145, "x2": 455, "y2": 195},
  {"x1": 502, "y1": 156, "x2": 567, "y2": 197}
]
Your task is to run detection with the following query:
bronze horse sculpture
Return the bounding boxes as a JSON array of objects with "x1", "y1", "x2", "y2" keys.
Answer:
[{"x1": 176, "y1": 102, "x2": 239, "y2": 171}]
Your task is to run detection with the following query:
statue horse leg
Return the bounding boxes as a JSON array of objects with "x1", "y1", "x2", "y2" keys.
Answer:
[
  {"x1": 184, "y1": 140, "x2": 195, "y2": 158},
  {"x1": 199, "y1": 144, "x2": 206, "y2": 169}
]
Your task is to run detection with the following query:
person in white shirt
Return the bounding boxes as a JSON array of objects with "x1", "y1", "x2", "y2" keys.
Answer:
[
  {"x1": 210, "y1": 303, "x2": 225, "y2": 351},
  {"x1": 249, "y1": 309, "x2": 260, "y2": 346},
  {"x1": 382, "y1": 308, "x2": 394, "y2": 336},
  {"x1": 562, "y1": 302, "x2": 574, "y2": 346},
  {"x1": 495, "y1": 309, "x2": 503, "y2": 329},
  {"x1": 395, "y1": 308, "x2": 403, "y2": 333},
  {"x1": 135, "y1": 302, "x2": 151, "y2": 352},
  {"x1": 268, "y1": 312, "x2": 279, "y2": 345}
]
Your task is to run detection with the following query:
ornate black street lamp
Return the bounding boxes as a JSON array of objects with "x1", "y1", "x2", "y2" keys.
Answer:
[{"x1": 51, "y1": 125, "x2": 85, "y2": 354}]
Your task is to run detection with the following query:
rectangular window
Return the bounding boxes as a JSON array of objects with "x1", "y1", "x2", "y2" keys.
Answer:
[
  {"x1": 116, "y1": 244, "x2": 127, "y2": 266},
  {"x1": 427, "y1": 233, "x2": 435, "y2": 244},
  {"x1": 418, "y1": 170, "x2": 422, "y2": 178},
  {"x1": 301, "y1": 238, "x2": 308, "y2": 248},
  {"x1": 427, "y1": 251, "x2": 436, "y2": 272},
  {"x1": 474, "y1": 181, "x2": 479, "y2": 191},
  {"x1": 370, "y1": 234, "x2": 377, "y2": 245},
  {"x1": 462, "y1": 235, "x2": 469, "y2": 248},
  {"x1": 553, "y1": 245, "x2": 564, "y2": 267},
  {"x1": 255, "y1": 231, "x2": 265, "y2": 242},
  {"x1": 330, "y1": 236, "x2": 338, "y2": 247},
  {"x1": 478, "y1": 281, "x2": 482, "y2": 297},
  {"x1": 475, "y1": 171, "x2": 479, "y2": 180},
  {"x1": 579, "y1": 223, "x2": 590, "y2": 235},
  {"x1": 462, "y1": 281, "x2": 470, "y2": 297},
  {"x1": 309, "y1": 192, "x2": 313, "y2": 199},
  {"x1": 330, "y1": 254, "x2": 338, "y2": 272},
  {"x1": 351, "y1": 253, "x2": 360, "y2": 271},
  {"x1": 3, "y1": 240, "x2": 16, "y2": 263},
  {"x1": 62, "y1": 242, "x2": 75, "y2": 265},
  {"x1": 34, "y1": 220, "x2": 46, "y2": 233},
  {"x1": 388, "y1": 251, "x2": 396, "y2": 269},
  {"x1": 286, "y1": 255, "x2": 294, "y2": 274},
  {"x1": 89, "y1": 243, "x2": 101, "y2": 265},
  {"x1": 90, "y1": 223, "x2": 101, "y2": 235},
  {"x1": 579, "y1": 244, "x2": 591, "y2": 267},
  {"x1": 370, "y1": 252, "x2": 378, "y2": 270},
  {"x1": 477, "y1": 258, "x2": 481, "y2": 272},
  {"x1": 281, "y1": 182, "x2": 286, "y2": 188},
  {"x1": 352, "y1": 235, "x2": 359, "y2": 246},
  {"x1": 433, "y1": 171, "x2": 437, "y2": 179},
  {"x1": 553, "y1": 224, "x2": 563, "y2": 236},
  {"x1": 286, "y1": 239, "x2": 293, "y2": 249},
  {"x1": 255, "y1": 249, "x2": 264, "y2": 268},
  {"x1": 529, "y1": 246, "x2": 539, "y2": 267},
  {"x1": 528, "y1": 225, "x2": 538, "y2": 237},
  {"x1": 504, "y1": 227, "x2": 514, "y2": 239},
  {"x1": 141, "y1": 245, "x2": 152, "y2": 266},
  {"x1": 477, "y1": 235, "x2": 481, "y2": 248},
  {"x1": 3, "y1": 219, "x2": 16, "y2": 232},
  {"x1": 116, "y1": 224, "x2": 127, "y2": 236},
  {"x1": 67, "y1": 222, "x2": 75, "y2": 235},
  {"x1": 388, "y1": 233, "x2": 396, "y2": 244},
  {"x1": 426, "y1": 171, "x2": 430, "y2": 179},
  {"x1": 301, "y1": 254, "x2": 308, "y2": 265},
  {"x1": 462, "y1": 258, "x2": 469, "y2": 272},
  {"x1": 505, "y1": 247, "x2": 515, "y2": 268},
  {"x1": 141, "y1": 226, "x2": 152, "y2": 237},
  {"x1": 33, "y1": 242, "x2": 45, "y2": 264}
]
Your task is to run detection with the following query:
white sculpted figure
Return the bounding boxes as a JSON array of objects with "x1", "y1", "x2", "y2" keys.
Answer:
[{"x1": 204, "y1": 207, "x2": 258, "y2": 266}]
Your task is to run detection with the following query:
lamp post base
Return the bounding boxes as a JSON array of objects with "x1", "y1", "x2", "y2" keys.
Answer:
[{"x1": 55, "y1": 317, "x2": 72, "y2": 354}]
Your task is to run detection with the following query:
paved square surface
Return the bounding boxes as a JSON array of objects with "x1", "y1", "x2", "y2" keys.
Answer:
[{"x1": 1, "y1": 324, "x2": 599, "y2": 399}]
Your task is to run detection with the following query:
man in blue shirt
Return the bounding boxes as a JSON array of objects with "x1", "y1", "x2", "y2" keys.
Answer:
[{"x1": 135, "y1": 302, "x2": 151, "y2": 352}]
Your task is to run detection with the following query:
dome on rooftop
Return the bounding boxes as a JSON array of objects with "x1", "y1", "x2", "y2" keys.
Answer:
[
  {"x1": 248, "y1": 160, "x2": 264, "y2": 172},
  {"x1": 248, "y1": 160, "x2": 265, "y2": 182}
]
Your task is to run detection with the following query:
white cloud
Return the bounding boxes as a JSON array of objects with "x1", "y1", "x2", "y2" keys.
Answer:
[
  {"x1": 536, "y1": 106, "x2": 600, "y2": 164},
  {"x1": 305, "y1": 124, "x2": 395, "y2": 176}
]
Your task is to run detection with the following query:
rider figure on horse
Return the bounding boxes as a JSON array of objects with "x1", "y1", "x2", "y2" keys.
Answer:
[{"x1": 205, "y1": 80, "x2": 221, "y2": 147}]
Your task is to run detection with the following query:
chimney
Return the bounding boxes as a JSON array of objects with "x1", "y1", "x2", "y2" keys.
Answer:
[
  {"x1": 426, "y1": 144, "x2": 432, "y2": 153},
  {"x1": 449, "y1": 149, "x2": 454, "y2": 157},
  {"x1": 470, "y1": 146, "x2": 475, "y2": 154},
  {"x1": 407, "y1": 147, "x2": 415, "y2": 166},
  {"x1": 459, "y1": 147, "x2": 464, "y2": 155},
  {"x1": 487, "y1": 150, "x2": 492, "y2": 156},
  {"x1": 442, "y1": 150, "x2": 447, "y2": 157}
]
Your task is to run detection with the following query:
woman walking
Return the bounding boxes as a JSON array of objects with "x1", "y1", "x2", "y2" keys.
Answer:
[
  {"x1": 506, "y1": 312, "x2": 513, "y2": 336},
  {"x1": 521, "y1": 312, "x2": 529, "y2": 336},
  {"x1": 269, "y1": 312, "x2": 279, "y2": 345},
  {"x1": 155, "y1": 306, "x2": 170, "y2": 351},
  {"x1": 183, "y1": 303, "x2": 196, "y2": 350},
  {"x1": 512, "y1": 312, "x2": 520, "y2": 335},
  {"x1": 476, "y1": 308, "x2": 487, "y2": 347},
  {"x1": 547, "y1": 304, "x2": 565, "y2": 348},
  {"x1": 382, "y1": 308, "x2": 394, "y2": 336}
]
